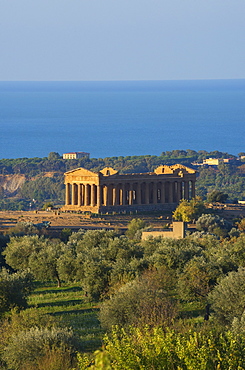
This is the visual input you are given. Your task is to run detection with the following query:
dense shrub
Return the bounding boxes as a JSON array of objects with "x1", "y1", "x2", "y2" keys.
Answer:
[
  {"x1": 0, "y1": 269, "x2": 34, "y2": 315},
  {"x1": 5, "y1": 222, "x2": 40, "y2": 237},
  {"x1": 125, "y1": 218, "x2": 146, "y2": 240},
  {"x1": 208, "y1": 267, "x2": 245, "y2": 325},
  {"x1": 100, "y1": 267, "x2": 177, "y2": 330},
  {"x1": 77, "y1": 326, "x2": 245, "y2": 370},
  {"x1": 2, "y1": 326, "x2": 76, "y2": 370},
  {"x1": 196, "y1": 214, "x2": 232, "y2": 235}
]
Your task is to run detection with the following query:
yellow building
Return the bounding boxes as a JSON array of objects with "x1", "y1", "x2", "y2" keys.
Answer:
[
  {"x1": 62, "y1": 164, "x2": 196, "y2": 214},
  {"x1": 202, "y1": 158, "x2": 220, "y2": 166}
]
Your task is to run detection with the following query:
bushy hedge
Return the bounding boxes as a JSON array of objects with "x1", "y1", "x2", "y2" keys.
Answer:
[{"x1": 77, "y1": 326, "x2": 245, "y2": 370}]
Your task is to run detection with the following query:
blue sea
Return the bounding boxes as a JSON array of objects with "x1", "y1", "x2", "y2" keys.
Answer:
[{"x1": 0, "y1": 80, "x2": 245, "y2": 159}]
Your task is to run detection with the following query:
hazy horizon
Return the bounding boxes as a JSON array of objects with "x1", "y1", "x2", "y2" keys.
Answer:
[{"x1": 1, "y1": 0, "x2": 244, "y2": 81}]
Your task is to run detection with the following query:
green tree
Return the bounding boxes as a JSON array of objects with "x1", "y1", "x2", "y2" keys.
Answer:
[
  {"x1": 99, "y1": 267, "x2": 177, "y2": 330},
  {"x1": 6, "y1": 222, "x2": 39, "y2": 237},
  {"x1": 173, "y1": 197, "x2": 205, "y2": 222},
  {"x1": 28, "y1": 240, "x2": 66, "y2": 287},
  {"x1": 3, "y1": 235, "x2": 43, "y2": 270},
  {"x1": 148, "y1": 237, "x2": 203, "y2": 271},
  {"x1": 48, "y1": 152, "x2": 61, "y2": 160},
  {"x1": 59, "y1": 229, "x2": 144, "y2": 300},
  {"x1": 178, "y1": 256, "x2": 216, "y2": 302},
  {"x1": 196, "y1": 214, "x2": 232, "y2": 235},
  {"x1": 237, "y1": 218, "x2": 245, "y2": 232},
  {"x1": 207, "y1": 190, "x2": 228, "y2": 203},
  {"x1": 0, "y1": 269, "x2": 34, "y2": 315},
  {"x1": 125, "y1": 218, "x2": 146, "y2": 240},
  {"x1": 209, "y1": 267, "x2": 245, "y2": 325},
  {"x1": 3, "y1": 236, "x2": 66, "y2": 287},
  {"x1": 2, "y1": 326, "x2": 76, "y2": 370}
]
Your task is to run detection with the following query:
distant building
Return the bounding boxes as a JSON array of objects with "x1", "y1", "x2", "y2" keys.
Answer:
[
  {"x1": 142, "y1": 221, "x2": 187, "y2": 240},
  {"x1": 223, "y1": 158, "x2": 237, "y2": 163},
  {"x1": 192, "y1": 157, "x2": 237, "y2": 167},
  {"x1": 63, "y1": 152, "x2": 90, "y2": 160},
  {"x1": 202, "y1": 158, "x2": 220, "y2": 166}
]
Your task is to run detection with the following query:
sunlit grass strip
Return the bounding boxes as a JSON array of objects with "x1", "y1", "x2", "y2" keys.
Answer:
[{"x1": 27, "y1": 282, "x2": 104, "y2": 353}]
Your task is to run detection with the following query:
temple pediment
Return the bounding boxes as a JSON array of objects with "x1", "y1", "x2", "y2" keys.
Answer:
[{"x1": 65, "y1": 167, "x2": 97, "y2": 177}]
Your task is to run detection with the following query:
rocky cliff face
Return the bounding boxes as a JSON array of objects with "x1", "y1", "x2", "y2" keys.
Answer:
[{"x1": 0, "y1": 174, "x2": 26, "y2": 196}]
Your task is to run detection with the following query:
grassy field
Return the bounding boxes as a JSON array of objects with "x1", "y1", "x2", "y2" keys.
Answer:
[{"x1": 28, "y1": 283, "x2": 104, "y2": 353}]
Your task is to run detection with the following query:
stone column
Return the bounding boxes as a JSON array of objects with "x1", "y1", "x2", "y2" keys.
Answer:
[
  {"x1": 112, "y1": 185, "x2": 117, "y2": 205},
  {"x1": 71, "y1": 183, "x2": 76, "y2": 205},
  {"x1": 97, "y1": 185, "x2": 101, "y2": 207},
  {"x1": 169, "y1": 182, "x2": 173, "y2": 203},
  {"x1": 103, "y1": 186, "x2": 108, "y2": 206},
  {"x1": 107, "y1": 185, "x2": 112, "y2": 206},
  {"x1": 177, "y1": 181, "x2": 182, "y2": 202},
  {"x1": 184, "y1": 181, "x2": 189, "y2": 200},
  {"x1": 119, "y1": 185, "x2": 123, "y2": 205},
  {"x1": 77, "y1": 184, "x2": 82, "y2": 206},
  {"x1": 81, "y1": 184, "x2": 85, "y2": 205},
  {"x1": 65, "y1": 183, "x2": 71, "y2": 205},
  {"x1": 117, "y1": 185, "x2": 121, "y2": 205},
  {"x1": 153, "y1": 182, "x2": 158, "y2": 204},
  {"x1": 161, "y1": 182, "x2": 165, "y2": 203},
  {"x1": 191, "y1": 181, "x2": 196, "y2": 198},
  {"x1": 129, "y1": 183, "x2": 133, "y2": 205},
  {"x1": 84, "y1": 184, "x2": 90, "y2": 206},
  {"x1": 137, "y1": 182, "x2": 141, "y2": 204},
  {"x1": 122, "y1": 183, "x2": 126, "y2": 205},
  {"x1": 145, "y1": 182, "x2": 150, "y2": 204},
  {"x1": 91, "y1": 184, "x2": 95, "y2": 207}
]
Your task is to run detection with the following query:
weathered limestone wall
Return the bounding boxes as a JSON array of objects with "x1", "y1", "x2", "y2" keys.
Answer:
[{"x1": 142, "y1": 221, "x2": 186, "y2": 240}]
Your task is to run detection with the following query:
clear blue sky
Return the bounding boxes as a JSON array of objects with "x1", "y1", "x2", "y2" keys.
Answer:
[{"x1": 0, "y1": 0, "x2": 244, "y2": 81}]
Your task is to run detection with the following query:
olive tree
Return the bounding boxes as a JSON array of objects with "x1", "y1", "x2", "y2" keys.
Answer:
[
  {"x1": 0, "y1": 269, "x2": 34, "y2": 315},
  {"x1": 61, "y1": 230, "x2": 144, "y2": 300},
  {"x1": 207, "y1": 190, "x2": 228, "y2": 203},
  {"x1": 126, "y1": 218, "x2": 146, "y2": 240},
  {"x1": 209, "y1": 267, "x2": 245, "y2": 325},
  {"x1": 2, "y1": 326, "x2": 76, "y2": 370},
  {"x1": 3, "y1": 236, "x2": 66, "y2": 287},
  {"x1": 99, "y1": 267, "x2": 177, "y2": 329},
  {"x1": 196, "y1": 214, "x2": 232, "y2": 235}
]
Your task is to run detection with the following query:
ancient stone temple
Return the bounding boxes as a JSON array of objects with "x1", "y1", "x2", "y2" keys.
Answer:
[{"x1": 62, "y1": 164, "x2": 196, "y2": 213}]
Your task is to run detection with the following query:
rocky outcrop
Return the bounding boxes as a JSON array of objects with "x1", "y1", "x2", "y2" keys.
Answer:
[{"x1": 0, "y1": 174, "x2": 26, "y2": 196}]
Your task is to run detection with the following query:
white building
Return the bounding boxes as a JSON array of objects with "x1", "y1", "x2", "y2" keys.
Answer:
[{"x1": 63, "y1": 152, "x2": 90, "y2": 160}]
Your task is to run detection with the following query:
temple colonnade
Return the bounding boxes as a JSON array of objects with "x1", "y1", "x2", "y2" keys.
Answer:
[{"x1": 65, "y1": 180, "x2": 195, "y2": 208}]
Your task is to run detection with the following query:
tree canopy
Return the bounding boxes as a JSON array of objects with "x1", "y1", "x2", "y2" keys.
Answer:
[{"x1": 173, "y1": 197, "x2": 205, "y2": 222}]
